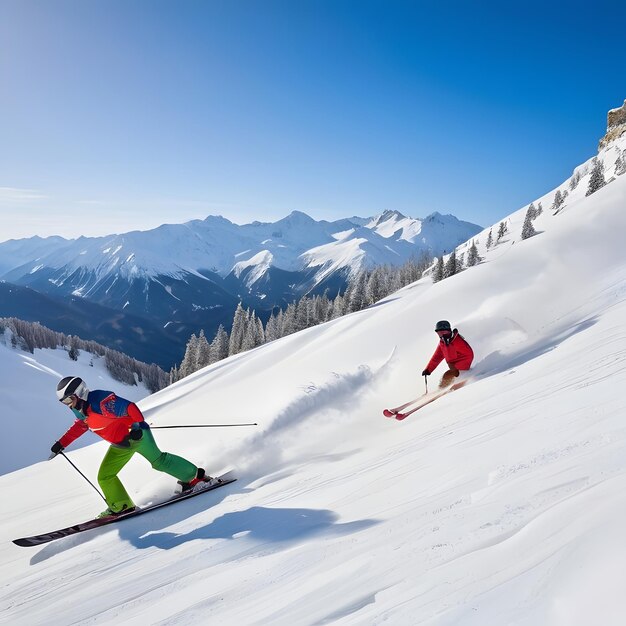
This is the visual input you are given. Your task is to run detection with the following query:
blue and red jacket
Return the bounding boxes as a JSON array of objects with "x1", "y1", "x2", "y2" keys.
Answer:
[
  {"x1": 59, "y1": 390, "x2": 144, "y2": 448},
  {"x1": 425, "y1": 329, "x2": 474, "y2": 374}
]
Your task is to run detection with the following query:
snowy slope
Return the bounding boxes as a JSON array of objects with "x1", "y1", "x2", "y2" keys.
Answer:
[
  {"x1": 0, "y1": 339, "x2": 151, "y2": 475},
  {"x1": 1, "y1": 139, "x2": 626, "y2": 624}
]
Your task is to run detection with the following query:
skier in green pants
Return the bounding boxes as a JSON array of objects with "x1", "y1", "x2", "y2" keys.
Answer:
[{"x1": 49, "y1": 376, "x2": 213, "y2": 518}]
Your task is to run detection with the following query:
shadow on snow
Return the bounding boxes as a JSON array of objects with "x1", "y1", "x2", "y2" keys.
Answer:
[
  {"x1": 129, "y1": 505, "x2": 378, "y2": 551},
  {"x1": 30, "y1": 479, "x2": 378, "y2": 564}
]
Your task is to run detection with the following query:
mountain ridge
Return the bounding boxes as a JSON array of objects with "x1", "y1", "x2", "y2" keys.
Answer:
[{"x1": 0, "y1": 210, "x2": 480, "y2": 359}]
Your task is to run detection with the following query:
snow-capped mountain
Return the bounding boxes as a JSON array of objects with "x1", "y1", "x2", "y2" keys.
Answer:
[
  {"x1": 0, "y1": 210, "x2": 480, "y2": 361},
  {"x1": 1, "y1": 123, "x2": 626, "y2": 624},
  {"x1": 0, "y1": 210, "x2": 479, "y2": 290}
]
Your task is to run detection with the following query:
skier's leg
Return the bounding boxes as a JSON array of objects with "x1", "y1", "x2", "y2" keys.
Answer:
[
  {"x1": 134, "y1": 428, "x2": 197, "y2": 482},
  {"x1": 97, "y1": 445, "x2": 136, "y2": 512},
  {"x1": 439, "y1": 366, "x2": 460, "y2": 389}
]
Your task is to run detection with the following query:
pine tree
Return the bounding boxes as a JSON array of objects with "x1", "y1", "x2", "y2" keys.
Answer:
[
  {"x1": 179, "y1": 333, "x2": 199, "y2": 378},
  {"x1": 241, "y1": 314, "x2": 257, "y2": 352},
  {"x1": 275, "y1": 309, "x2": 285, "y2": 338},
  {"x1": 486, "y1": 229, "x2": 493, "y2": 249},
  {"x1": 228, "y1": 302, "x2": 247, "y2": 355},
  {"x1": 497, "y1": 221, "x2": 508, "y2": 243},
  {"x1": 536, "y1": 202, "x2": 543, "y2": 216},
  {"x1": 466, "y1": 240, "x2": 481, "y2": 267},
  {"x1": 209, "y1": 325, "x2": 229, "y2": 363},
  {"x1": 68, "y1": 335, "x2": 80, "y2": 361},
  {"x1": 443, "y1": 251, "x2": 457, "y2": 279},
  {"x1": 195, "y1": 329, "x2": 211, "y2": 369},
  {"x1": 256, "y1": 314, "x2": 265, "y2": 345},
  {"x1": 586, "y1": 159, "x2": 606, "y2": 196},
  {"x1": 265, "y1": 311, "x2": 281, "y2": 343},
  {"x1": 329, "y1": 294, "x2": 346, "y2": 319},
  {"x1": 295, "y1": 297, "x2": 310, "y2": 331},
  {"x1": 314, "y1": 293, "x2": 331, "y2": 323},
  {"x1": 551, "y1": 190, "x2": 564, "y2": 212},
  {"x1": 282, "y1": 302, "x2": 298, "y2": 336},
  {"x1": 366, "y1": 267, "x2": 385, "y2": 305},
  {"x1": 521, "y1": 206, "x2": 537, "y2": 240},
  {"x1": 349, "y1": 271, "x2": 368, "y2": 312},
  {"x1": 432, "y1": 256, "x2": 444, "y2": 283}
]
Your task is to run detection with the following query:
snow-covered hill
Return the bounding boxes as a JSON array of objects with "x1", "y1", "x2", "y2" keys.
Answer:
[{"x1": 1, "y1": 135, "x2": 625, "y2": 623}]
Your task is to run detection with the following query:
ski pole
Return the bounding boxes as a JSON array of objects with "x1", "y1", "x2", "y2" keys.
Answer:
[
  {"x1": 424, "y1": 375, "x2": 428, "y2": 395},
  {"x1": 149, "y1": 422, "x2": 258, "y2": 429},
  {"x1": 60, "y1": 452, "x2": 107, "y2": 504}
]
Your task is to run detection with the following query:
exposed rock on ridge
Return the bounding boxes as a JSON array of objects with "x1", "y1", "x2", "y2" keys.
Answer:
[{"x1": 599, "y1": 99, "x2": 626, "y2": 150}]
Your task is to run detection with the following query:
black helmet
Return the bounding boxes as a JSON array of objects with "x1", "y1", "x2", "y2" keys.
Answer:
[
  {"x1": 56, "y1": 376, "x2": 89, "y2": 403},
  {"x1": 435, "y1": 320, "x2": 451, "y2": 332}
]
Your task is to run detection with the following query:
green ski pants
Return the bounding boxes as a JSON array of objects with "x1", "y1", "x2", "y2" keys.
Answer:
[{"x1": 97, "y1": 428, "x2": 198, "y2": 512}]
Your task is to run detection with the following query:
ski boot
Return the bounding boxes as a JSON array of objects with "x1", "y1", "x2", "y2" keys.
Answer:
[{"x1": 178, "y1": 468, "x2": 216, "y2": 494}]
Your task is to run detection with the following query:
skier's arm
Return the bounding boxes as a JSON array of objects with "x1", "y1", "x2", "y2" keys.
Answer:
[
  {"x1": 425, "y1": 345, "x2": 444, "y2": 374},
  {"x1": 58, "y1": 418, "x2": 89, "y2": 449}
]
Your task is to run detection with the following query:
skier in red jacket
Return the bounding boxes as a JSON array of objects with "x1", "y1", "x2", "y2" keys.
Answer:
[{"x1": 422, "y1": 320, "x2": 474, "y2": 388}]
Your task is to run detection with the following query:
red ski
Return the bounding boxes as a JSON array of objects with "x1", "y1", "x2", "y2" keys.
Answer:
[
  {"x1": 383, "y1": 402, "x2": 418, "y2": 418},
  {"x1": 382, "y1": 393, "x2": 429, "y2": 417},
  {"x1": 386, "y1": 380, "x2": 468, "y2": 421}
]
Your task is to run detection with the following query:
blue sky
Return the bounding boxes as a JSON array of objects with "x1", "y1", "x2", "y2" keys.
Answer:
[{"x1": 1, "y1": 0, "x2": 625, "y2": 241}]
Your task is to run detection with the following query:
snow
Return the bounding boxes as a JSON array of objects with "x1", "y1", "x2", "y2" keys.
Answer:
[
  {"x1": 367, "y1": 209, "x2": 423, "y2": 241},
  {"x1": 301, "y1": 237, "x2": 367, "y2": 279},
  {"x1": 1, "y1": 136, "x2": 626, "y2": 624},
  {"x1": 232, "y1": 250, "x2": 274, "y2": 286}
]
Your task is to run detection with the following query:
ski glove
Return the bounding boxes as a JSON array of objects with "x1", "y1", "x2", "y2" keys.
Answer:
[
  {"x1": 129, "y1": 427, "x2": 143, "y2": 441},
  {"x1": 421, "y1": 369, "x2": 430, "y2": 377},
  {"x1": 48, "y1": 441, "x2": 64, "y2": 460}
]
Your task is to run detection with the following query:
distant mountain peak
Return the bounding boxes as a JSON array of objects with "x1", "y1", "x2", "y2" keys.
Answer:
[
  {"x1": 285, "y1": 210, "x2": 315, "y2": 222},
  {"x1": 372, "y1": 209, "x2": 408, "y2": 226},
  {"x1": 423, "y1": 211, "x2": 456, "y2": 223},
  {"x1": 381, "y1": 209, "x2": 407, "y2": 220}
]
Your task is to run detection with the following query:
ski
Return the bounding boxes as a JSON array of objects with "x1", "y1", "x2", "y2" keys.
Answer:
[
  {"x1": 382, "y1": 393, "x2": 427, "y2": 417},
  {"x1": 389, "y1": 380, "x2": 468, "y2": 421},
  {"x1": 13, "y1": 472, "x2": 236, "y2": 547}
]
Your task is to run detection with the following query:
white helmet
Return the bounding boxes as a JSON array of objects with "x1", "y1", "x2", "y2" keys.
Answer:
[{"x1": 56, "y1": 376, "x2": 89, "y2": 403}]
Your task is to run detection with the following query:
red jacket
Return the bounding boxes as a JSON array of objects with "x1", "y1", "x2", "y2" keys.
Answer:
[
  {"x1": 425, "y1": 329, "x2": 474, "y2": 373},
  {"x1": 59, "y1": 390, "x2": 144, "y2": 448}
]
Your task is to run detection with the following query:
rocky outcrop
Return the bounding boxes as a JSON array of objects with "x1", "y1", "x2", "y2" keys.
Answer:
[{"x1": 599, "y1": 99, "x2": 626, "y2": 150}]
